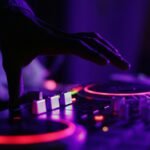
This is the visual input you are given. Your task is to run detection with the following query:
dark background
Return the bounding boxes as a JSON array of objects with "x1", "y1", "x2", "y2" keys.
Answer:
[{"x1": 9, "y1": 0, "x2": 150, "y2": 83}]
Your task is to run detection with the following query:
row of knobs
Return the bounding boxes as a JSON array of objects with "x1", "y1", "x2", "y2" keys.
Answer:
[{"x1": 32, "y1": 92, "x2": 73, "y2": 115}]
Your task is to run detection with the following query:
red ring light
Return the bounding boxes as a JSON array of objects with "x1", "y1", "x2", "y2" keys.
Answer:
[
  {"x1": 84, "y1": 84, "x2": 150, "y2": 97},
  {"x1": 0, "y1": 120, "x2": 76, "y2": 145}
]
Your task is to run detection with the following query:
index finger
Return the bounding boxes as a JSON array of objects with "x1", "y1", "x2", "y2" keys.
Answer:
[{"x1": 80, "y1": 37, "x2": 130, "y2": 70}]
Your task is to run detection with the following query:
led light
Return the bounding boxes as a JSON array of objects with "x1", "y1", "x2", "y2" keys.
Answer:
[
  {"x1": 93, "y1": 110, "x2": 99, "y2": 115},
  {"x1": 84, "y1": 84, "x2": 150, "y2": 96},
  {"x1": 104, "y1": 105, "x2": 110, "y2": 110},
  {"x1": 44, "y1": 80, "x2": 57, "y2": 91},
  {"x1": 71, "y1": 86, "x2": 83, "y2": 95},
  {"x1": 72, "y1": 98, "x2": 77, "y2": 102},
  {"x1": 94, "y1": 115, "x2": 104, "y2": 122},
  {"x1": 102, "y1": 126, "x2": 109, "y2": 132},
  {"x1": 81, "y1": 114, "x2": 88, "y2": 120},
  {"x1": 48, "y1": 95, "x2": 60, "y2": 110}
]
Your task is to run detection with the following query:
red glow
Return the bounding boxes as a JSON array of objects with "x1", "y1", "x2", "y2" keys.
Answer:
[
  {"x1": 84, "y1": 84, "x2": 150, "y2": 97},
  {"x1": 94, "y1": 115, "x2": 104, "y2": 122},
  {"x1": 44, "y1": 80, "x2": 57, "y2": 91},
  {"x1": 71, "y1": 86, "x2": 83, "y2": 95},
  {"x1": 0, "y1": 120, "x2": 76, "y2": 145},
  {"x1": 72, "y1": 98, "x2": 77, "y2": 102}
]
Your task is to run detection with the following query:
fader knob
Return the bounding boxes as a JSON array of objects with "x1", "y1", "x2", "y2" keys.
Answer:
[
  {"x1": 47, "y1": 95, "x2": 60, "y2": 110},
  {"x1": 32, "y1": 92, "x2": 47, "y2": 114},
  {"x1": 60, "y1": 92, "x2": 73, "y2": 106}
]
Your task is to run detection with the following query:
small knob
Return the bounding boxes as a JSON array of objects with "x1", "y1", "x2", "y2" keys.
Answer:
[
  {"x1": 60, "y1": 92, "x2": 73, "y2": 106},
  {"x1": 47, "y1": 95, "x2": 60, "y2": 110},
  {"x1": 32, "y1": 92, "x2": 47, "y2": 115}
]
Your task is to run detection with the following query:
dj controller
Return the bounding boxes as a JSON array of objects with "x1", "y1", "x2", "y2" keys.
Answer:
[{"x1": 1, "y1": 76, "x2": 150, "y2": 150}]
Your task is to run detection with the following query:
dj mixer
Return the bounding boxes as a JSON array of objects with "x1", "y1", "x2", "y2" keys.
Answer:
[{"x1": 0, "y1": 77, "x2": 150, "y2": 150}]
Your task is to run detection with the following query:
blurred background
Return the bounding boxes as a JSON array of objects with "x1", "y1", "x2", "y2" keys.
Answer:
[{"x1": 1, "y1": 0, "x2": 150, "y2": 99}]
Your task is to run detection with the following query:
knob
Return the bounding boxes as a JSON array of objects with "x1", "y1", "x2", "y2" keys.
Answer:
[
  {"x1": 60, "y1": 92, "x2": 73, "y2": 106},
  {"x1": 32, "y1": 92, "x2": 47, "y2": 114},
  {"x1": 47, "y1": 95, "x2": 60, "y2": 110}
]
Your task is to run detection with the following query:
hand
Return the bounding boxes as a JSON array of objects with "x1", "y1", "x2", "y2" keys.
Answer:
[{"x1": 0, "y1": 0, "x2": 130, "y2": 113}]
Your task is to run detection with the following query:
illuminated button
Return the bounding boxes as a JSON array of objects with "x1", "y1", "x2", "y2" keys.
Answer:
[
  {"x1": 32, "y1": 92, "x2": 47, "y2": 115},
  {"x1": 48, "y1": 95, "x2": 60, "y2": 110},
  {"x1": 94, "y1": 115, "x2": 104, "y2": 122},
  {"x1": 102, "y1": 126, "x2": 109, "y2": 132},
  {"x1": 81, "y1": 114, "x2": 88, "y2": 120},
  {"x1": 60, "y1": 92, "x2": 72, "y2": 106},
  {"x1": 104, "y1": 105, "x2": 110, "y2": 110},
  {"x1": 93, "y1": 110, "x2": 99, "y2": 115}
]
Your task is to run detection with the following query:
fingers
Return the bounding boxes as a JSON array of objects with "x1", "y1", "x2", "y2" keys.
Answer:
[
  {"x1": 80, "y1": 37, "x2": 130, "y2": 70},
  {"x1": 70, "y1": 40, "x2": 110, "y2": 66},
  {"x1": 38, "y1": 36, "x2": 109, "y2": 66},
  {"x1": 73, "y1": 32, "x2": 119, "y2": 54},
  {"x1": 72, "y1": 32, "x2": 130, "y2": 70}
]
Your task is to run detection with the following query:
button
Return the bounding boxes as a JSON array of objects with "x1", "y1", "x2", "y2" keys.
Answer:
[
  {"x1": 102, "y1": 126, "x2": 109, "y2": 132},
  {"x1": 94, "y1": 115, "x2": 104, "y2": 122},
  {"x1": 104, "y1": 105, "x2": 110, "y2": 110},
  {"x1": 93, "y1": 110, "x2": 99, "y2": 115},
  {"x1": 60, "y1": 92, "x2": 72, "y2": 106},
  {"x1": 47, "y1": 95, "x2": 60, "y2": 110},
  {"x1": 32, "y1": 92, "x2": 47, "y2": 114},
  {"x1": 81, "y1": 114, "x2": 88, "y2": 120}
]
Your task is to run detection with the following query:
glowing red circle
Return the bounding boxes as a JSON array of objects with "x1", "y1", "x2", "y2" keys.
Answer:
[
  {"x1": 84, "y1": 84, "x2": 150, "y2": 97},
  {"x1": 0, "y1": 120, "x2": 76, "y2": 145}
]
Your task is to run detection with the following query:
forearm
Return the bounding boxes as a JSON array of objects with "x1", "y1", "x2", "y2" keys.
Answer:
[{"x1": 2, "y1": 51, "x2": 23, "y2": 115}]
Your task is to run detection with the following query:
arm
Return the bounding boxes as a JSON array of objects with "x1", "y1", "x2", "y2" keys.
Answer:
[{"x1": 0, "y1": 0, "x2": 130, "y2": 117}]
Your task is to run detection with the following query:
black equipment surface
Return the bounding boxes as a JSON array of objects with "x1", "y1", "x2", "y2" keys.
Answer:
[{"x1": 0, "y1": 80, "x2": 150, "y2": 150}]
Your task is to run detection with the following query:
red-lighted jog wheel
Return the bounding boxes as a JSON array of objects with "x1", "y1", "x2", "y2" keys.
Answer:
[
  {"x1": 0, "y1": 119, "x2": 76, "y2": 145},
  {"x1": 79, "y1": 82, "x2": 150, "y2": 99}
]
